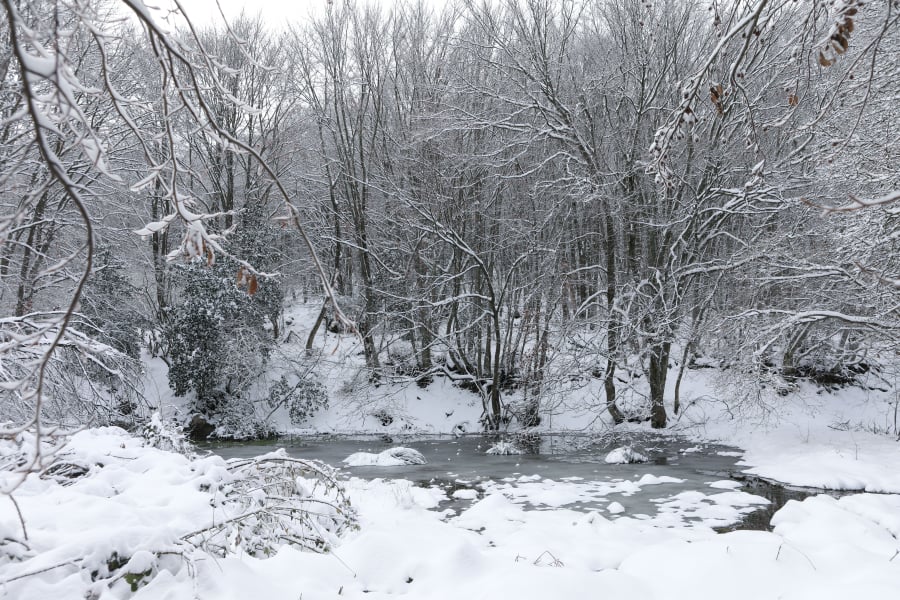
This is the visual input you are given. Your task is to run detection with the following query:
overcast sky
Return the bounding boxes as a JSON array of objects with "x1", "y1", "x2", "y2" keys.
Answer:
[
  {"x1": 171, "y1": 0, "x2": 448, "y2": 28},
  {"x1": 171, "y1": 0, "x2": 323, "y2": 27}
]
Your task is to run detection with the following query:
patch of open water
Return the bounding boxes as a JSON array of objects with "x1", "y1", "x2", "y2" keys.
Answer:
[{"x1": 205, "y1": 433, "x2": 844, "y2": 531}]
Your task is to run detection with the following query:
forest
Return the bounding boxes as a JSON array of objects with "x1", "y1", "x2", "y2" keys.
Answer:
[
  {"x1": 2, "y1": 0, "x2": 896, "y2": 438},
  {"x1": 1, "y1": 1, "x2": 899, "y2": 599}
]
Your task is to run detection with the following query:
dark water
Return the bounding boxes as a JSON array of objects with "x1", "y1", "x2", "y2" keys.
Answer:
[
  {"x1": 204, "y1": 433, "x2": 829, "y2": 530},
  {"x1": 712, "y1": 474, "x2": 852, "y2": 532}
]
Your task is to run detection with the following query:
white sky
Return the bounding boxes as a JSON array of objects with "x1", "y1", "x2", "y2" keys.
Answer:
[
  {"x1": 170, "y1": 0, "x2": 448, "y2": 28},
  {"x1": 163, "y1": 0, "x2": 322, "y2": 27}
]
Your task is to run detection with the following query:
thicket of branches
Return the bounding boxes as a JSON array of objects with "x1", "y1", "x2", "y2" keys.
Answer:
[{"x1": 0, "y1": 0, "x2": 897, "y2": 442}]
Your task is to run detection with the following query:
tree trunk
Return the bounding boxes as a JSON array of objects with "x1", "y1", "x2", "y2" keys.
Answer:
[
  {"x1": 488, "y1": 310, "x2": 504, "y2": 430},
  {"x1": 603, "y1": 209, "x2": 625, "y2": 425},
  {"x1": 648, "y1": 341, "x2": 670, "y2": 428},
  {"x1": 604, "y1": 361, "x2": 625, "y2": 425},
  {"x1": 673, "y1": 342, "x2": 691, "y2": 415},
  {"x1": 306, "y1": 299, "x2": 329, "y2": 354}
]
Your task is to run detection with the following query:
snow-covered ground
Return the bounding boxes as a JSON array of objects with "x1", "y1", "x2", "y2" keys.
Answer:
[
  {"x1": 2, "y1": 417, "x2": 899, "y2": 599},
  {"x1": 672, "y1": 375, "x2": 900, "y2": 494}
]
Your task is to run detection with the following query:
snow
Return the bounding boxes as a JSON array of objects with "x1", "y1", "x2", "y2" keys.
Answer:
[
  {"x1": 451, "y1": 488, "x2": 479, "y2": 500},
  {"x1": 485, "y1": 441, "x2": 524, "y2": 455},
  {"x1": 343, "y1": 447, "x2": 427, "y2": 467},
  {"x1": 708, "y1": 479, "x2": 744, "y2": 490},
  {"x1": 674, "y1": 374, "x2": 900, "y2": 493},
  {"x1": 651, "y1": 490, "x2": 771, "y2": 528},
  {"x1": 604, "y1": 446, "x2": 649, "y2": 464},
  {"x1": 471, "y1": 473, "x2": 687, "y2": 512},
  {"x1": 3, "y1": 426, "x2": 900, "y2": 600},
  {"x1": 0, "y1": 428, "x2": 353, "y2": 599}
]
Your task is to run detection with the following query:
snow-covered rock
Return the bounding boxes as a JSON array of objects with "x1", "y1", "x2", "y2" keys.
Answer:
[
  {"x1": 343, "y1": 447, "x2": 427, "y2": 466},
  {"x1": 604, "y1": 446, "x2": 649, "y2": 464},
  {"x1": 452, "y1": 422, "x2": 469, "y2": 438},
  {"x1": 452, "y1": 488, "x2": 479, "y2": 500}
]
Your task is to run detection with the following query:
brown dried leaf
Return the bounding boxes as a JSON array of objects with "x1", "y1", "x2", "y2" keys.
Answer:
[
  {"x1": 831, "y1": 34, "x2": 849, "y2": 54},
  {"x1": 248, "y1": 275, "x2": 258, "y2": 296},
  {"x1": 709, "y1": 85, "x2": 724, "y2": 115}
]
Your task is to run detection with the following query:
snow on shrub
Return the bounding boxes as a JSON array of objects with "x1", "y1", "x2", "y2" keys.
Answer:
[
  {"x1": 211, "y1": 395, "x2": 278, "y2": 440},
  {"x1": 140, "y1": 411, "x2": 192, "y2": 455},
  {"x1": 268, "y1": 376, "x2": 329, "y2": 426},
  {"x1": 185, "y1": 449, "x2": 355, "y2": 556}
]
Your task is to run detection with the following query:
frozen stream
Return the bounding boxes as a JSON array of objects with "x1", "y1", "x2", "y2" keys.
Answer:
[{"x1": 207, "y1": 433, "x2": 828, "y2": 530}]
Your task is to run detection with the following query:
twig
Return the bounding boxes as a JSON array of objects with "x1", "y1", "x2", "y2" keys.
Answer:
[
  {"x1": 7, "y1": 493, "x2": 27, "y2": 541},
  {"x1": 0, "y1": 558, "x2": 82, "y2": 585}
]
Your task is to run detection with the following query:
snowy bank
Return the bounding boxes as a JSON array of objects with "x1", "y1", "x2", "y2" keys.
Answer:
[
  {"x1": 674, "y1": 377, "x2": 900, "y2": 493},
  {"x1": 177, "y1": 477, "x2": 900, "y2": 600}
]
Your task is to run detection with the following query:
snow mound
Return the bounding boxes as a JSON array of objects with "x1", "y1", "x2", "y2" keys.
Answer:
[
  {"x1": 452, "y1": 488, "x2": 479, "y2": 500},
  {"x1": 604, "y1": 446, "x2": 649, "y2": 464},
  {"x1": 485, "y1": 441, "x2": 524, "y2": 455},
  {"x1": 0, "y1": 428, "x2": 355, "y2": 600},
  {"x1": 343, "y1": 447, "x2": 427, "y2": 466}
]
